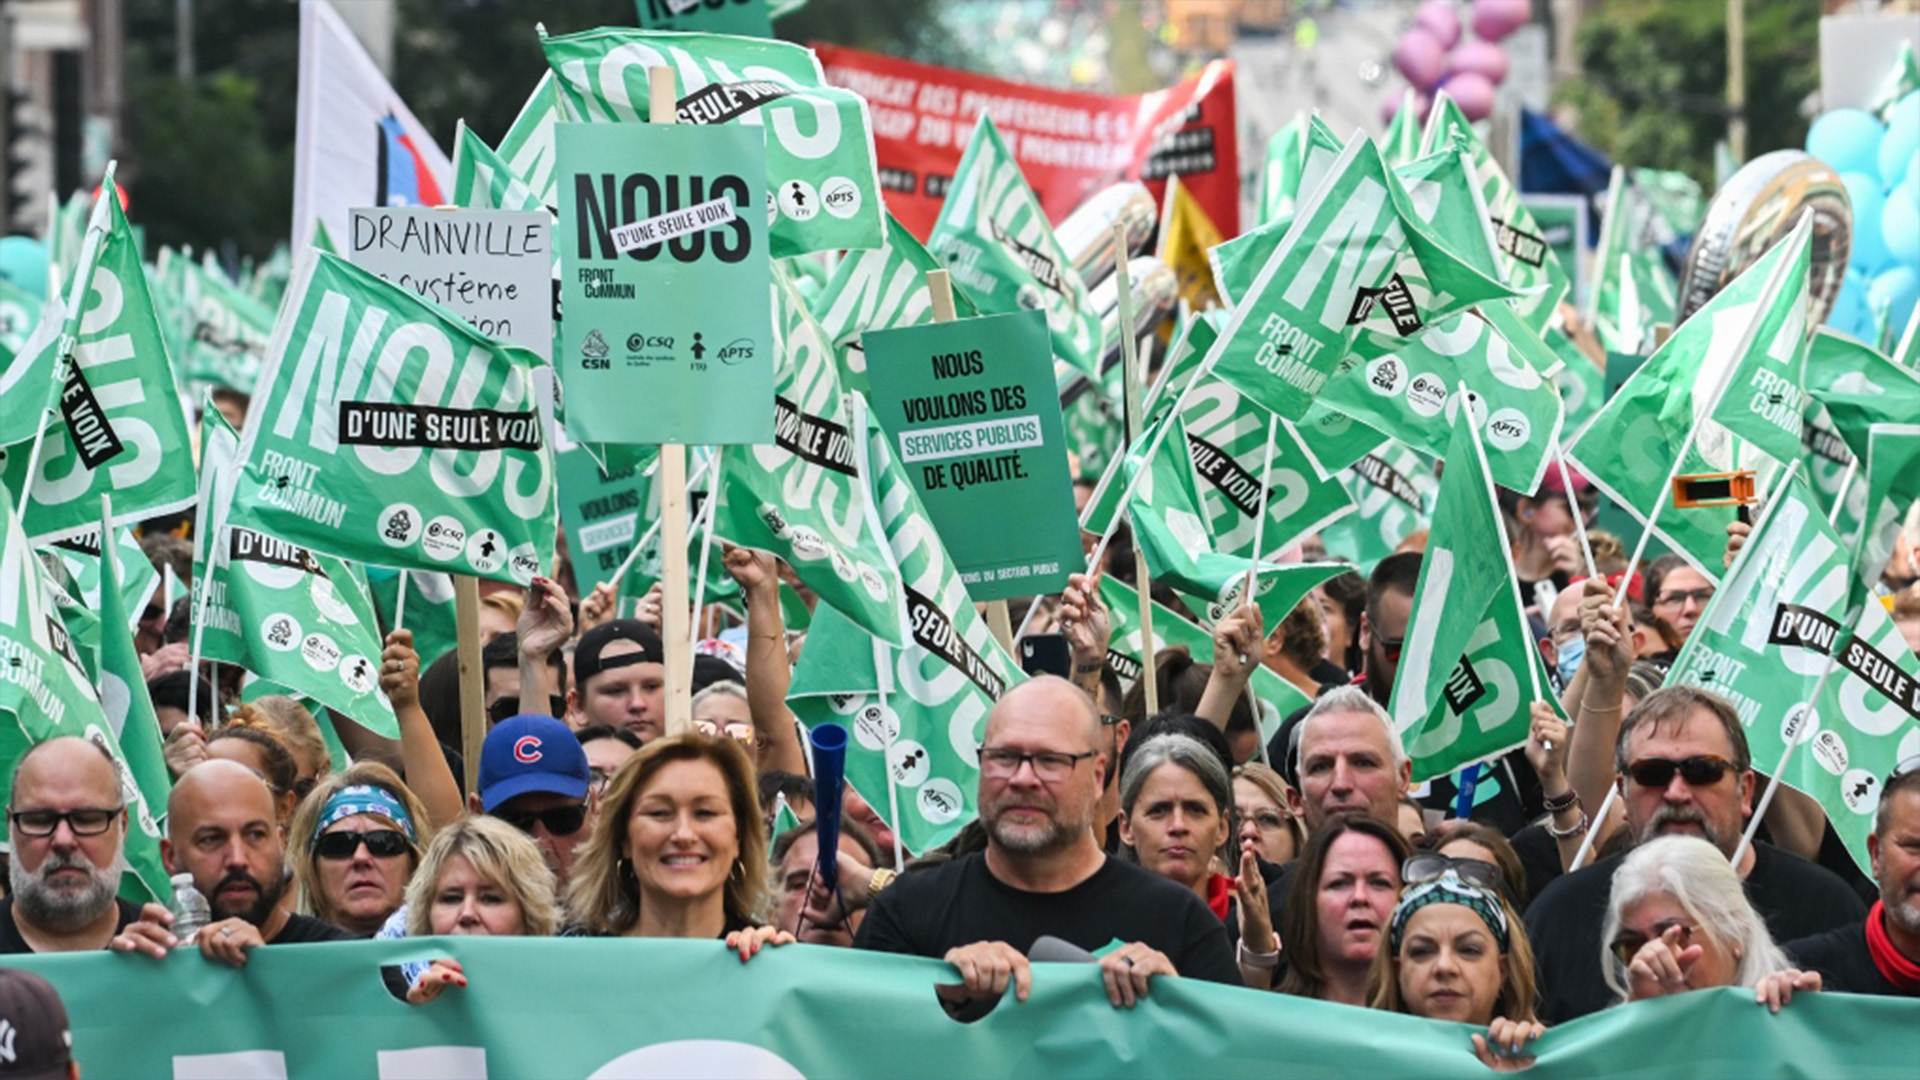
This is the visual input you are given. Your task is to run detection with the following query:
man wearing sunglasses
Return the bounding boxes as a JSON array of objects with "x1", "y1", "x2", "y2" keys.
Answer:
[
  {"x1": 1525, "y1": 686, "x2": 1865, "y2": 1022},
  {"x1": 856, "y1": 677, "x2": 1240, "y2": 1012},
  {"x1": 0, "y1": 738, "x2": 145, "y2": 954},
  {"x1": 473, "y1": 713, "x2": 596, "y2": 891}
]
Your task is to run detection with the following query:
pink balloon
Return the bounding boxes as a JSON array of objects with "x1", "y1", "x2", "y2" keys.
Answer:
[
  {"x1": 1445, "y1": 72, "x2": 1497, "y2": 121},
  {"x1": 1381, "y1": 89, "x2": 1436, "y2": 126},
  {"x1": 1415, "y1": 0, "x2": 1462, "y2": 50},
  {"x1": 1394, "y1": 27, "x2": 1448, "y2": 90},
  {"x1": 1471, "y1": 0, "x2": 1531, "y2": 42},
  {"x1": 1449, "y1": 39, "x2": 1509, "y2": 84}
]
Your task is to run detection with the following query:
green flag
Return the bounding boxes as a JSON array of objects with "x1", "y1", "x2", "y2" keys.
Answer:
[
  {"x1": 0, "y1": 276, "x2": 41, "y2": 359},
  {"x1": 1545, "y1": 324, "x2": 1606, "y2": 437},
  {"x1": 1314, "y1": 301, "x2": 1567, "y2": 493},
  {"x1": 91, "y1": 496, "x2": 173, "y2": 904},
  {"x1": 0, "y1": 293, "x2": 65, "y2": 459},
  {"x1": 788, "y1": 404, "x2": 1026, "y2": 855},
  {"x1": 1176, "y1": 374, "x2": 1355, "y2": 559},
  {"x1": 4, "y1": 185, "x2": 197, "y2": 544},
  {"x1": 223, "y1": 252, "x2": 556, "y2": 587},
  {"x1": 540, "y1": 28, "x2": 886, "y2": 256},
  {"x1": 1389, "y1": 411, "x2": 1556, "y2": 782},
  {"x1": 1568, "y1": 216, "x2": 1815, "y2": 579},
  {"x1": 1124, "y1": 413, "x2": 1344, "y2": 628},
  {"x1": 1804, "y1": 330, "x2": 1920, "y2": 598},
  {"x1": 197, "y1": 409, "x2": 400, "y2": 737},
  {"x1": 1317, "y1": 440, "x2": 1436, "y2": 575},
  {"x1": 1588, "y1": 167, "x2": 1679, "y2": 356},
  {"x1": 715, "y1": 274, "x2": 905, "y2": 646},
  {"x1": 814, "y1": 214, "x2": 977, "y2": 394},
  {"x1": 1420, "y1": 93, "x2": 1572, "y2": 331},
  {"x1": 1255, "y1": 116, "x2": 1308, "y2": 225},
  {"x1": 1669, "y1": 475, "x2": 1920, "y2": 874},
  {"x1": 38, "y1": 521, "x2": 159, "y2": 670},
  {"x1": 452, "y1": 119, "x2": 547, "y2": 213},
  {"x1": 1380, "y1": 92, "x2": 1425, "y2": 168},
  {"x1": 165, "y1": 251, "x2": 275, "y2": 395},
  {"x1": 368, "y1": 568, "x2": 458, "y2": 668},
  {"x1": 929, "y1": 115, "x2": 1103, "y2": 379},
  {"x1": 495, "y1": 73, "x2": 562, "y2": 210}
]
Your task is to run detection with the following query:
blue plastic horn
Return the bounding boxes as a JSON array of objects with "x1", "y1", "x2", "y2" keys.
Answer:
[{"x1": 809, "y1": 722, "x2": 850, "y2": 890}]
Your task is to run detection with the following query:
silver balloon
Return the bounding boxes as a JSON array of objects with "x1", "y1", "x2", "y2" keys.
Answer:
[
  {"x1": 1054, "y1": 182, "x2": 1158, "y2": 294},
  {"x1": 1677, "y1": 150, "x2": 1851, "y2": 327}
]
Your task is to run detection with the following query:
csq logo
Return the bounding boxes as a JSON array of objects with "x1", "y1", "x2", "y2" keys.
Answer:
[{"x1": 575, "y1": 173, "x2": 752, "y2": 264}]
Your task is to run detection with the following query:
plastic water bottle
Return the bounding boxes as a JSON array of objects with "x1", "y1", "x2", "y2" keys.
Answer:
[{"x1": 170, "y1": 872, "x2": 211, "y2": 946}]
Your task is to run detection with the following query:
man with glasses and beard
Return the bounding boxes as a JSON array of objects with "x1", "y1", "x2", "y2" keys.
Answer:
[
  {"x1": 855, "y1": 676, "x2": 1239, "y2": 1010},
  {"x1": 112, "y1": 760, "x2": 352, "y2": 964},
  {"x1": 0, "y1": 738, "x2": 145, "y2": 953},
  {"x1": 1524, "y1": 686, "x2": 1864, "y2": 1021}
]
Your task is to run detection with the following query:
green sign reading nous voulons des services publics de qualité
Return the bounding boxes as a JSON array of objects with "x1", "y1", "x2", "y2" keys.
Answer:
[
  {"x1": 863, "y1": 310, "x2": 1081, "y2": 602},
  {"x1": 555, "y1": 122, "x2": 772, "y2": 445}
]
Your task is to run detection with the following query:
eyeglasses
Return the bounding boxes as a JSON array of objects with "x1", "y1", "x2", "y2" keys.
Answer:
[
  {"x1": 1237, "y1": 809, "x2": 1292, "y2": 832},
  {"x1": 693, "y1": 719, "x2": 755, "y2": 744},
  {"x1": 1100, "y1": 714, "x2": 1126, "y2": 727},
  {"x1": 1653, "y1": 588, "x2": 1715, "y2": 608},
  {"x1": 495, "y1": 803, "x2": 588, "y2": 837},
  {"x1": 1625, "y1": 755, "x2": 1738, "y2": 789},
  {"x1": 1610, "y1": 917, "x2": 1695, "y2": 968},
  {"x1": 1377, "y1": 636, "x2": 1405, "y2": 663},
  {"x1": 489, "y1": 695, "x2": 568, "y2": 725},
  {"x1": 8, "y1": 806, "x2": 123, "y2": 837},
  {"x1": 1404, "y1": 853, "x2": 1503, "y2": 894},
  {"x1": 977, "y1": 746, "x2": 1097, "y2": 782},
  {"x1": 313, "y1": 829, "x2": 411, "y2": 860}
]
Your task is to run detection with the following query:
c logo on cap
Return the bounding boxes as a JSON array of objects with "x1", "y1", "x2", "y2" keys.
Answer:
[{"x1": 513, "y1": 736, "x2": 543, "y2": 763}]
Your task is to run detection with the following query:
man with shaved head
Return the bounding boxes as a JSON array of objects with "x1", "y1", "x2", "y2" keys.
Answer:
[
  {"x1": 1, "y1": 737, "x2": 144, "y2": 953},
  {"x1": 856, "y1": 676, "x2": 1239, "y2": 1010},
  {"x1": 111, "y1": 760, "x2": 350, "y2": 965}
]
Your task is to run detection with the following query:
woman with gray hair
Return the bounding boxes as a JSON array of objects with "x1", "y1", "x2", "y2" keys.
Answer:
[
  {"x1": 1118, "y1": 731, "x2": 1278, "y2": 988},
  {"x1": 1602, "y1": 835, "x2": 1823, "y2": 1012}
]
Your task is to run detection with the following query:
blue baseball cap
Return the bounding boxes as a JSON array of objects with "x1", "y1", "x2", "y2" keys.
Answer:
[{"x1": 479, "y1": 714, "x2": 590, "y2": 812}]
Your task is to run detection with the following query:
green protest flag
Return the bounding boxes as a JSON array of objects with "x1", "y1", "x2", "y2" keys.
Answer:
[
  {"x1": 1587, "y1": 167, "x2": 1679, "y2": 356},
  {"x1": 634, "y1": 0, "x2": 772, "y2": 41},
  {"x1": 1380, "y1": 92, "x2": 1425, "y2": 168},
  {"x1": 1255, "y1": 115, "x2": 1308, "y2": 225},
  {"x1": 1318, "y1": 440, "x2": 1437, "y2": 575},
  {"x1": 541, "y1": 28, "x2": 886, "y2": 256},
  {"x1": 246, "y1": 243, "x2": 294, "y2": 310},
  {"x1": 1804, "y1": 331, "x2": 1920, "y2": 597},
  {"x1": 368, "y1": 568, "x2": 458, "y2": 668},
  {"x1": 863, "y1": 310, "x2": 1083, "y2": 602},
  {"x1": 814, "y1": 214, "x2": 977, "y2": 394},
  {"x1": 1545, "y1": 324, "x2": 1606, "y2": 438},
  {"x1": 91, "y1": 496, "x2": 174, "y2": 904},
  {"x1": 197, "y1": 409, "x2": 400, "y2": 737},
  {"x1": 39, "y1": 522, "x2": 159, "y2": 650},
  {"x1": 1124, "y1": 413, "x2": 1344, "y2": 627},
  {"x1": 1204, "y1": 131, "x2": 1512, "y2": 422},
  {"x1": 555, "y1": 120, "x2": 773, "y2": 446},
  {"x1": 928, "y1": 115, "x2": 1103, "y2": 379},
  {"x1": 612, "y1": 468, "x2": 743, "y2": 619},
  {"x1": 452, "y1": 120, "x2": 547, "y2": 213},
  {"x1": 715, "y1": 275, "x2": 905, "y2": 646},
  {"x1": 3, "y1": 184, "x2": 197, "y2": 545},
  {"x1": 1177, "y1": 375, "x2": 1355, "y2": 559},
  {"x1": 0, "y1": 275, "x2": 41, "y2": 358},
  {"x1": 1315, "y1": 302, "x2": 1567, "y2": 493},
  {"x1": 0, "y1": 483, "x2": 168, "y2": 899},
  {"x1": 166, "y1": 250, "x2": 276, "y2": 395},
  {"x1": 223, "y1": 252, "x2": 556, "y2": 587},
  {"x1": 0, "y1": 292, "x2": 67, "y2": 452},
  {"x1": 1099, "y1": 575, "x2": 1312, "y2": 739},
  {"x1": 495, "y1": 72, "x2": 563, "y2": 211},
  {"x1": 789, "y1": 402, "x2": 1026, "y2": 855},
  {"x1": 1288, "y1": 402, "x2": 1391, "y2": 481},
  {"x1": 45, "y1": 190, "x2": 90, "y2": 285},
  {"x1": 1420, "y1": 93, "x2": 1572, "y2": 331},
  {"x1": 1669, "y1": 475, "x2": 1920, "y2": 874},
  {"x1": 1568, "y1": 216, "x2": 1814, "y2": 579},
  {"x1": 1060, "y1": 384, "x2": 1123, "y2": 485},
  {"x1": 1389, "y1": 411, "x2": 1556, "y2": 783}
]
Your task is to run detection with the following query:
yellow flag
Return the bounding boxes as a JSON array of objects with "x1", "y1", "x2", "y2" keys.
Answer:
[{"x1": 1156, "y1": 173, "x2": 1223, "y2": 312}]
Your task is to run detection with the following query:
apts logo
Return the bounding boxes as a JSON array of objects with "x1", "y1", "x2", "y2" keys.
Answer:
[{"x1": 717, "y1": 337, "x2": 755, "y2": 365}]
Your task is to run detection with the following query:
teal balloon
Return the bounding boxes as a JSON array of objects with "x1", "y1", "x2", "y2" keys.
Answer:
[
  {"x1": 1828, "y1": 268, "x2": 1871, "y2": 337},
  {"x1": 0, "y1": 236, "x2": 49, "y2": 299},
  {"x1": 1869, "y1": 264, "x2": 1920, "y2": 339},
  {"x1": 1808, "y1": 109, "x2": 1885, "y2": 176},
  {"x1": 1880, "y1": 93, "x2": 1920, "y2": 188},
  {"x1": 1886, "y1": 175, "x2": 1920, "y2": 268},
  {"x1": 1843, "y1": 172, "x2": 1889, "y2": 272}
]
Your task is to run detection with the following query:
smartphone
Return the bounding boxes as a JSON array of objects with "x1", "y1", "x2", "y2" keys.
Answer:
[{"x1": 1019, "y1": 633, "x2": 1074, "y2": 678}]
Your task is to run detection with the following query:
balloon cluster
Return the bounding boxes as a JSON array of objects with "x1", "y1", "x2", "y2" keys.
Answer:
[
  {"x1": 1809, "y1": 92, "x2": 1920, "y2": 340},
  {"x1": 1386, "y1": 0, "x2": 1529, "y2": 124}
]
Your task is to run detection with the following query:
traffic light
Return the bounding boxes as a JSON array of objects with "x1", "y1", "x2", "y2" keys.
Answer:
[{"x1": 4, "y1": 86, "x2": 41, "y2": 234}]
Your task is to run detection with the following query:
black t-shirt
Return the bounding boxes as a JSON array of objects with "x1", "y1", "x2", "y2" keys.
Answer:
[
  {"x1": 855, "y1": 851, "x2": 1240, "y2": 986},
  {"x1": 1508, "y1": 821, "x2": 1564, "y2": 911},
  {"x1": 0, "y1": 897, "x2": 142, "y2": 954},
  {"x1": 270, "y1": 913, "x2": 357, "y2": 944},
  {"x1": 1524, "y1": 841, "x2": 1868, "y2": 1023},
  {"x1": 1784, "y1": 918, "x2": 1916, "y2": 997}
]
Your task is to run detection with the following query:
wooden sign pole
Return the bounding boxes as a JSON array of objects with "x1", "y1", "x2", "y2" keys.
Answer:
[
  {"x1": 454, "y1": 574, "x2": 485, "y2": 791},
  {"x1": 651, "y1": 65, "x2": 695, "y2": 736}
]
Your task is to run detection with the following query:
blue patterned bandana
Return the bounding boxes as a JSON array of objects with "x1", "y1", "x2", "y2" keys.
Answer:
[
  {"x1": 1388, "y1": 870, "x2": 1511, "y2": 953},
  {"x1": 312, "y1": 785, "x2": 416, "y2": 844}
]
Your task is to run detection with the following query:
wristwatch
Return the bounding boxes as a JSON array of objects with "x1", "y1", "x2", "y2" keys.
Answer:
[{"x1": 867, "y1": 867, "x2": 898, "y2": 900}]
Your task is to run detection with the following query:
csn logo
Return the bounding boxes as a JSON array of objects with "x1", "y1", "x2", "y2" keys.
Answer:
[
  {"x1": 717, "y1": 337, "x2": 755, "y2": 365},
  {"x1": 581, "y1": 329, "x2": 611, "y2": 370}
]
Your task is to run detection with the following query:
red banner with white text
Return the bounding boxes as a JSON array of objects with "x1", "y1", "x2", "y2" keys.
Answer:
[{"x1": 815, "y1": 46, "x2": 1237, "y2": 242}]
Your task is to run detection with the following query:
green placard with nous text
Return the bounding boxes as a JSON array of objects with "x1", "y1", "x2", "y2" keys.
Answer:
[
  {"x1": 864, "y1": 310, "x2": 1081, "y2": 601},
  {"x1": 556, "y1": 121, "x2": 772, "y2": 445}
]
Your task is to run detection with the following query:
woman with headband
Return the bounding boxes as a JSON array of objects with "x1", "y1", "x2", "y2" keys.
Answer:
[
  {"x1": 1368, "y1": 857, "x2": 1546, "y2": 1071},
  {"x1": 288, "y1": 763, "x2": 435, "y2": 936}
]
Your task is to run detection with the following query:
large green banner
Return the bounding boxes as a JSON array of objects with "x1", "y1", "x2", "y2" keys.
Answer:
[{"x1": 9, "y1": 939, "x2": 1913, "y2": 1079}]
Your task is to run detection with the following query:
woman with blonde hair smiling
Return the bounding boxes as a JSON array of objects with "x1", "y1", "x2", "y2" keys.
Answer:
[{"x1": 567, "y1": 733, "x2": 790, "y2": 961}]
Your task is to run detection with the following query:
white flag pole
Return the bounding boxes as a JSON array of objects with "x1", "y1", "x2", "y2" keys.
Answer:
[
  {"x1": 392, "y1": 571, "x2": 409, "y2": 632},
  {"x1": 688, "y1": 453, "x2": 721, "y2": 654},
  {"x1": 1555, "y1": 449, "x2": 1599, "y2": 579},
  {"x1": 1569, "y1": 784, "x2": 1619, "y2": 871},
  {"x1": 1733, "y1": 647, "x2": 1844, "y2": 867}
]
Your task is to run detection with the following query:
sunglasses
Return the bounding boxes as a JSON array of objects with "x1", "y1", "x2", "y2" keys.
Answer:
[
  {"x1": 489, "y1": 695, "x2": 568, "y2": 725},
  {"x1": 314, "y1": 829, "x2": 411, "y2": 860},
  {"x1": 1625, "y1": 755, "x2": 1737, "y2": 789},
  {"x1": 1377, "y1": 636, "x2": 1405, "y2": 663},
  {"x1": 496, "y1": 803, "x2": 588, "y2": 838},
  {"x1": 1610, "y1": 917, "x2": 1695, "y2": 968},
  {"x1": 1403, "y1": 853, "x2": 1503, "y2": 894}
]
